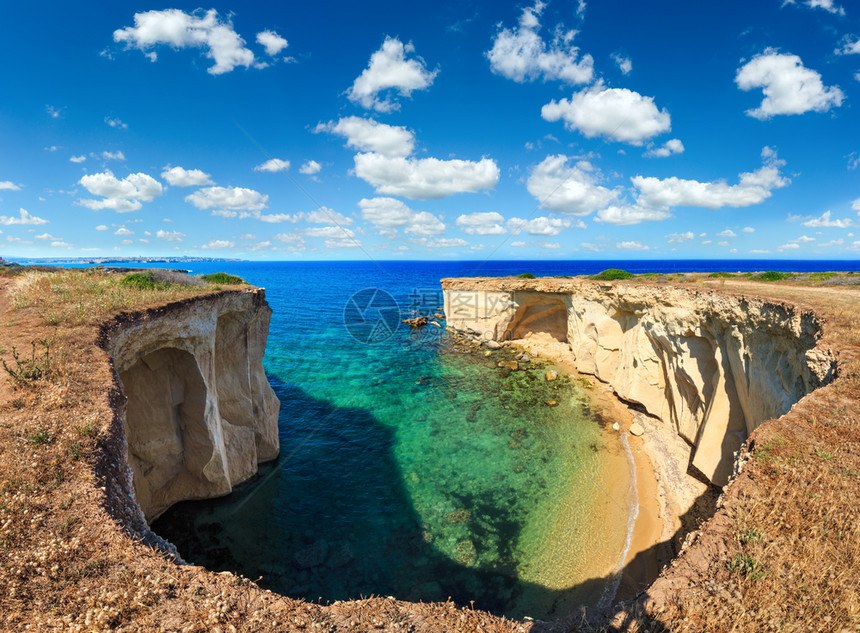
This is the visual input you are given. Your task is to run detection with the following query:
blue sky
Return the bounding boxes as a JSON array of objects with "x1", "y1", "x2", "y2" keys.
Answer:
[{"x1": 0, "y1": 0, "x2": 858, "y2": 260}]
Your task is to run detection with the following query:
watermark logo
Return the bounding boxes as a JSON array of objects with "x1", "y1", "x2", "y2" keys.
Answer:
[{"x1": 343, "y1": 288, "x2": 401, "y2": 343}]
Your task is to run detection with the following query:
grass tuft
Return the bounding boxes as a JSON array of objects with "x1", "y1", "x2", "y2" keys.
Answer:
[
  {"x1": 201, "y1": 272, "x2": 247, "y2": 285},
  {"x1": 591, "y1": 268, "x2": 634, "y2": 281}
]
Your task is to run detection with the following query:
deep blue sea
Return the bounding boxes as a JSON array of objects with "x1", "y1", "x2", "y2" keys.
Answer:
[{"x1": 52, "y1": 259, "x2": 857, "y2": 618}]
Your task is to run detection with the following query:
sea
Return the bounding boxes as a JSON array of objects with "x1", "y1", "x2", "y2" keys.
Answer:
[{"x1": 50, "y1": 259, "x2": 860, "y2": 618}]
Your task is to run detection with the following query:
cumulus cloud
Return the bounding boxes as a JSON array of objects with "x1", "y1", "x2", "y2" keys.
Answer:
[
  {"x1": 114, "y1": 226, "x2": 133, "y2": 236},
  {"x1": 666, "y1": 231, "x2": 695, "y2": 243},
  {"x1": 299, "y1": 160, "x2": 322, "y2": 175},
  {"x1": 105, "y1": 116, "x2": 127, "y2": 129},
  {"x1": 735, "y1": 49, "x2": 844, "y2": 119},
  {"x1": 358, "y1": 197, "x2": 445, "y2": 237},
  {"x1": 304, "y1": 226, "x2": 357, "y2": 239},
  {"x1": 632, "y1": 147, "x2": 789, "y2": 210},
  {"x1": 717, "y1": 229, "x2": 737, "y2": 237},
  {"x1": 526, "y1": 155, "x2": 616, "y2": 215},
  {"x1": 156, "y1": 229, "x2": 185, "y2": 242},
  {"x1": 199, "y1": 240, "x2": 234, "y2": 249},
  {"x1": 161, "y1": 165, "x2": 213, "y2": 186},
  {"x1": 186, "y1": 186, "x2": 268, "y2": 211},
  {"x1": 95, "y1": 225, "x2": 109, "y2": 231},
  {"x1": 456, "y1": 212, "x2": 507, "y2": 235},
  {"x1": 35, "y1": 233, "x2": 58, "y2": 240},
  {"x1": 354, "y1": 153, "x2": 499, "y2": 199},
  {"x1": 743, "y1": 226, "x2": 756, "y2": 233},
  {"x1": 70, "y1": 155, "x2": 87, "y2": 163},
  {"x1": 596, "y1": 205, "x2": 671, "y2": 225},
  {"x1": 412, "y1": 237, "x2": 470, "y2": 249},
  {"x1": 78, "y1": 170, "x2": 163, "y2": 212},
  {"x1": 254, "y1": 158, "x2": 290, "y2": 173},
  {"x1": 113, "y1": 9, "x2": 258, "y2": 75},
  {"x1": 486, "y1": 2, "x2": 593, "y2": 85},
  {"x1": 507, "y1": 216, "x2": 573, "y2": 236},
  {"x1": 0, "y1": 181, "x2": 21, "y2": 190},
  {"x1": 611, "y1": 52, "x2": 632, "y2": 75},
  {"x1": 315, "y1": 116, "x2": 415, "y2": 158},
  {"x1": 347, "y1": 37, "x2": 438, "y2": 112},
  {"x1": 853, "y1": 198, "x2": 860, "y2": 211},
  {"x1": 644, "y1": 138, "x2": 684, "y2": 158},
  {"x1": 256, "y1": 30, "x2": 288, "y2": 56},
  {"x1": 802, "y1": 210, "x2": 853, "y2": 228},
  {"x1": 837, "y1": 36, "x2": 860, "y2": 56},
  {"x1": 616, "y1": 240, "x2": 650, "y2": 250},
  {"x1": 783, "y1": 0, "x2": 844, "y2": 15},
  {"x1": 542, "y1": 83, "x2": 671, "y2": 145},
  {"x1": 99, "y1": 151, "x2": 126, "y2": 161},
  {"x1": 0, "y1": 209, "x2": 48, "y2": 225}
]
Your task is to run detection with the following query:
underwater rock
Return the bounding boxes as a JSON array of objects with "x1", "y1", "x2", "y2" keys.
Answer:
[
  {"x1": 497, "y1": 360, "x2": 518, "y2": 370},
  {"x1": 486, "y1": 340, "x2": 501, "y2": 350},
  {"x1": 545, "y1": 369, "x2": 558, "y2": 381},
  {"x1": 454, "y1": 539, "x2": 477, "y2": 566},
  {"x1": 295, "y1": 540, "x2": 329, "y2": 569},
  {"x1": 402, "y1": 316, "x2": 429, "y2": 328},
  {"x1": 445, "y1": 509, "x2": 472, "y2": 525},
  {"x1": 545, "y1": 400, "x2": 558, "y2": 407},
  {"x1": 326, "y1": 542, "x2": 354, "y2": 569}
]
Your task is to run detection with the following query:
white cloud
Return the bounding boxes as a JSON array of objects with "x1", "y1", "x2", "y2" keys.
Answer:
[
  {"x1": 778, "y1": 242, "x2": 801, "y2": 250},
  {"x1": 302, "y1": 207, "x2": 353, "y2": 225},
  {"x1": 161, "y1": 166, "x2": 213, "y2": 186},
  {"x1": 802, "y1": 211, "x2": 853, "y2": 228},
  {"x1": 200, "y1": 239, "x2": 235, "y2": 249},
  {"x1": 644, "y1": 138, "x2": 684, "y2": 158},
  {"x1": 743, "y1": 226, "x2": 756, "y2": 233},
  {"x1": 616, "y1": 240, "x2": 650, "y2": 250},
  {"x1": 95, "y1": 225, "x2": 109, "y2": 231},
  {"x1": 456, "y1": 212, "x2": 507, "y2": 235},
  {"x1": 792, "y1": 235, "x2": 816, "y2": 242},
  {"x1": 304, "y1": 226, "x2": 359, "y2": 247},
  {"x1": 0, "y1": 208, "x2": 48, "y2": 226},
  {"x1": 413, "y1": 237, "x2": 470, "y2": 249},
  {"x1": 526, "y1": 155, "x2": 616, "y2": 215},
  {"x1": 666, "y1": 231, "x2": 695, "y2": 243},
  {"x1": 347, "y1": 36, "x2": 438, "y2": 112},
  {"x1": 358, "y1": 197, "x2": 445, "y2": 236},
  {"x1": 486, "y1": 2, "x2": 593, "y2": 85},
  {"x1": 507, "y1": 216, "x2": 573, "y2": 236},
  {"x1": 852, "y1": 198, "x2": 860, "y2": 211},
  {"x1": 274, "y1": 232, "x2": 305, "y2": 247},
  {"x1": 717, "y1": 229, "x2": 737, "y2": 237},
  {"x1": 70, "y1": 155, "x2": 87, "y2": 163},
  {"x1": 611, "y1": 52, "x2": 632, "y2": 75},
  {"x1": 46, "y1": 105, "x2": 60, "y2": 119},
  {"x1": 784, "y1": 0, "x2": 844, "y2": 15},
  {"x1": 256, "y1": 30, "x2": 288, "y2": 56},
  {"x1": 114, "y1": 9, "x2": 257, "y2": 75},
  {"x1": 79, "y1": 170, "x2": 163, "y2": 213},
  {"x1": 0, "y1": 181, "x2": 21, "y2": 191},
  {"x1": 735, "y1": 49, "x2": 844, "y2": 119},
  {"x1": 114, "y1": 226, "x2": 133, "y2": 236},
  {"x1": 354, "y1": 153, "x2": 499, "y2": 199},
  {"x1": 837, "y1": 37, "x2": 860, "y2": 56},
  {"x1": 254, "y1": 158, "x2": 290, "y2": 173},
  {"x1": 315, "y1": 116, "x2": 415, "y2": 158},
  {"x1": 35, "y1": 233, "x2": 58, "y2": 240},
  {"x1": 632, "y1": 147, "x2": 789, "y2": 210},
  {"x1": 98, "y1": 151, "x2": 126, "y2": 161},
  {"x1": 299, "y1": 160, "x2": 322, "y2": 175},
  {"x1": 186, "y1": 186, "x2": 268, "y2": 211},
  {"x1": 542, "y1": 83, "x2": 671, "y2": 145},
  {"x1": 105, "y1": 116, "x2": 127, "y2": 129},
  {"x1": 156, "y1": 229, "x2": 185, "y2": 242},
  {"x1": 44, "y1": 146, "x2": 58, "y2": 152},
  {"x1": 51, "y1": 241, "x2": 72, "y2": 248},
  {"x1": 596, "y1": 205, "x2": 671, "y2": 225}
]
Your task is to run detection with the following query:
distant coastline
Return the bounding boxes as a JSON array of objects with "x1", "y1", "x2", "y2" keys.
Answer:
[{"x1": 5, "y1": 256, "x2": 245, "y2": 265}]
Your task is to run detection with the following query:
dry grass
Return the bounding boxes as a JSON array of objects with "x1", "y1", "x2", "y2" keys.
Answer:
[{"x1": 1, "y1": 267, "x2": 859, "y2": 632}]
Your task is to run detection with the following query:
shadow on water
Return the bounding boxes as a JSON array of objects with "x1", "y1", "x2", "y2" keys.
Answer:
[{"x1": 153, "y1": 375, "x2": 614, "y2": 620}]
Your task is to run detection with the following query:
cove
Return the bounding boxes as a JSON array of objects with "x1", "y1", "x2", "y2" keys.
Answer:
[{"x1": 153, "y1": 333, "x2": 636, "y2": 620}]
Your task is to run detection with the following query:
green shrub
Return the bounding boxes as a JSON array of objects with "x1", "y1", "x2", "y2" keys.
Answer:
[
  {"x1": 516, "y1": 272, "x2": 536, "y2": 279},
  {"x1": 755, "y1": 271, "x2": 791, "y2": 282},
  {"x1": 591, "y1": 268, "x2": 634, "y2": 281},
  {"x1": 201, "y1": 272, "x2": 247, "y2": 285},
  {"x1": 708, "y1": 272, "x2": 735, "y2": 278},
  {"x1": 119, "y1": 272, "x2": 168, "y2": 290}
]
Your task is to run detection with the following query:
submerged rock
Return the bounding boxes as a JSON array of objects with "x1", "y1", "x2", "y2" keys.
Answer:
[
  {"x1": 486, "y1": 340, "x2": 501, "y2": 350},
  {"x1": 498, "y1": 360, "x2": 518, "y2": 371},
  {"x1": 402, "y1": 316, "x2": 429, "y2": 328},
  {"x1": 545, "y1": 369, "x2": 558, "y2": 381}
]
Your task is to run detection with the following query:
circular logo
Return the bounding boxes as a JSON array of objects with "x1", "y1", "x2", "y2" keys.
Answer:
[{"x1": 343, "y1": 288, "x2": 401, "y2": 343}]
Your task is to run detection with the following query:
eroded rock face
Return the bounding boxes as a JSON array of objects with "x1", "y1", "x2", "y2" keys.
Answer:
[
  {"x1": 442, "y1": 278, "x2": 836, "y2": 486},
  {"x1": 107, "y1": 289, "x2": 280, "y2": 521}
]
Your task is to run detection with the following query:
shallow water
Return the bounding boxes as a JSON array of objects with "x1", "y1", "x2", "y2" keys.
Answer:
[{"x1": 143, "y1": 261, "x2": 640, "y2": 619}]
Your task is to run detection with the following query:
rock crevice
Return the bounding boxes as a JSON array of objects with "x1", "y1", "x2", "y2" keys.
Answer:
[{"x1": 442, "y1": 278, "x2": 836, "y2": 486}]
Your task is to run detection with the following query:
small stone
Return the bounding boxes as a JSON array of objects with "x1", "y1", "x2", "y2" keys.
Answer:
[
  {"x1": 612, "y1": 422, "x2": 620, "y2": 431},
  {"x1": 545, "y1": 400, "x2": 558, "y2": 407},
  {"x1": 497, "y1": 360, "x2": 518, "y2": 370},
  {"x1": 520, "y1": 354, "x2": 530, "y2": 363},
  {"x1": 486, "y1": 340, "x2": 501, "y2": 350},
  {"x1": 545, "y1": 370, "x2": 558, "y2": 381},
  {"x1": 483, "y1": 350, "x2": 492, "y2": 357},
  {"x1": 629, "y1": 422, "x2": 645, "y2": 436},
  {"x1": 430, "y1": 320, "x2": 442, "y2": 328}
]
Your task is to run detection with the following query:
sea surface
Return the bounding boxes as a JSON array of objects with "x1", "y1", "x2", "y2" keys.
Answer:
[{"x1": 54, "y1": 259, "x2": 857, "y2": 619}]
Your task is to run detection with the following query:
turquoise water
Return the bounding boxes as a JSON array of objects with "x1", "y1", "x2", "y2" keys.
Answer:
[{"x1": 145, "y1": 261, "x2": 645, "y2": 618}]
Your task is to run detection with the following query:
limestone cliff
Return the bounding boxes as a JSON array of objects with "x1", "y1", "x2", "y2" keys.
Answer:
[
  {"x1": 103, "y1": 288, "x2": 280, "y2": 521},
  {"x1": 442, "y1": 278, "x2": 835, "y2": 486}
]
